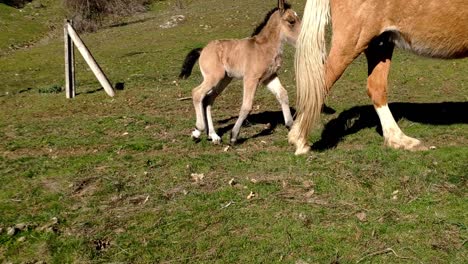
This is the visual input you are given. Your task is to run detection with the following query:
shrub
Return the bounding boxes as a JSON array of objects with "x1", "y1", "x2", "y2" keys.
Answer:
[
  {"x1": 64, "y1": 0, "x2": 153, "y2": 32},
  {"x1": 3, "y1": 0, "x2": 33, "y2": 8}
]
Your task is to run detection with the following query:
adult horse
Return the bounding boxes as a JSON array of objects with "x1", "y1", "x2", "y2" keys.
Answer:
[{"x1": 289, "y1": 0, "x2": 467, "y2": 155}]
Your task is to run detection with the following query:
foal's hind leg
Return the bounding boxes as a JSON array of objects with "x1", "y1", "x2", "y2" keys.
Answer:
[
  {"x1": 191, "y1": 77, "x2": 223, "y2": 140},
  {"x1": 265, "y1": 76, "x2": 293, "y2": 129},
  {"x1": 230, "y1": 78, "x2": 259, "y2": 144},
  {"x1": 365, "y1": 35, "x2": 426, "y2": 150},
  {"x1": 204, "y1": 76, "x2": 232, "y2": 144}
]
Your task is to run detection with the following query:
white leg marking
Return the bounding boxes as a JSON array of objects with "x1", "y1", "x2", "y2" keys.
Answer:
[
  {"x1": 266, "y1": 77, "x2": 293, "y2": 128},
  {"x1": 375, "y1": 105, "x2": 425, "y2": 150},
  {"x1": 206, "y1": 104, "x2": 221, "y2": 144}
]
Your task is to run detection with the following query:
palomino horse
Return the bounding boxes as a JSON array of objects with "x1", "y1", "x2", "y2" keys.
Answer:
[
  {"x1": 289, "y1": 0, "x2": 468, "y2": 155},
  {"x1": 179, "y1": 1, "x2": 301, "y2": 144}
]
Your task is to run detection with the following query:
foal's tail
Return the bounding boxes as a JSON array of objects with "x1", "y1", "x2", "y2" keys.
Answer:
[
  {"x1": 289, "y1": 0, "x2": 330, "y2": 155},
  {"x1": 179, "y1": 48, "x2": 203, "y2": 79}
]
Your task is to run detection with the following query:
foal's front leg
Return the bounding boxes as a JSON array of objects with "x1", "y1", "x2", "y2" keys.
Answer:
[
  {"x1": 265, "y1": 76, "x2": 293, "y2": 129},
  {"x1": 230, "y1": 78, "x2": 259, "y2": 144}
]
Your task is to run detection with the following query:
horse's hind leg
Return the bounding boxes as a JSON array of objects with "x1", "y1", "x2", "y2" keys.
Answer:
[
  {"x1": 365, "y1": 34, "x2": 426, "y2": 150},
  {"x1": 289, "y1": 35, "x2": 365, "y2": 154},
  {"x1": 204, "y1": 76, "x2": 232, "y2": 144},
  {"x1": 230, "y1": 78, "x2": 259, "y2": 144},
  {"x1": 265, "y1": 75, "x2": 293, "y2": 129}
]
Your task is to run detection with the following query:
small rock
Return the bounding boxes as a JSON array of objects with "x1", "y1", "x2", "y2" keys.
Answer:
[
  {"x1": 303, "y1": 180, "x2": 314, "y2": 189},
  {"x1": 304, "y1": 189, "x2": 315, "y2": 198},
  {"x1": 7, "y1": 227, "x2": 16, "y2": 236},
  {"x1": 17, "y1": 236, "x2": 26, "y2": 242},
  {"x1": 247, "y1": 191, "x2": 256, "y2": 200},
  {"x1": 191, "y1": 173, "x2": 204, "y2": 183},
  {"x1": 50, "y1": 217, "x2": 59, "y2": 225},
  {"x1": 15, "y1": 223, "x2": 27, "y2": 231},
  {"x1": 429, "y1": 146, "x2": 436, "y2": 150},
  {"x1": 228, "y1": 178, "x2": 237, "y2": 186},
  {"x1": 356, "y1": 212, "x2": 367, "y2": 222}
]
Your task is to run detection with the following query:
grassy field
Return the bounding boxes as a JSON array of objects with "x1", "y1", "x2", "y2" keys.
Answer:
[{"x1": 0, "y1": 0, "x2": 467, "y2": 263}]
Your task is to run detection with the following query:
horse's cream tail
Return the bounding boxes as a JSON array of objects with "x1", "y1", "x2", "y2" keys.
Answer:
[
  {"x1": 290, "y1": 0, "x2": 330, "y2": 155},
  {"x1": 288, "y1": 116, "x2": 310, "y2": 155}
]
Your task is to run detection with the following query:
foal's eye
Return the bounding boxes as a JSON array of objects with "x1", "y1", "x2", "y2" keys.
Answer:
[{"x1": 285, "y1": 16, "x2": 296, "y2": 24}]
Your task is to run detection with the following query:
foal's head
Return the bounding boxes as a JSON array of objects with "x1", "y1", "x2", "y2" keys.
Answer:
[
  {"x1": 278, "y1": 7, "x2": 301, "y2": 46},
  {"x1": 251, "y1": 2, "x2": 301, "y2": 46}
]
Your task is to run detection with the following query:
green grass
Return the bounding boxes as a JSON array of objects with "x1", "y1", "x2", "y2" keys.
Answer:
[{"x1": 0, "y1": 0, "x2": 467, "y2": 263}]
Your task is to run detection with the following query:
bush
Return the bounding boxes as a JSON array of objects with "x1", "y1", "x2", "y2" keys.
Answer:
[
  {"x1": 64, "y1": 0, "x2": 153, "y2": 32},
  {"x1": 3, "y1": 0, "x2": 33, "y2": 8}
]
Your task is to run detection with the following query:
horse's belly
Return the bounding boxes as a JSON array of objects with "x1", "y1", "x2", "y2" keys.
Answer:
[{"x1": 386, "y1": 29, "x2": 468, "y2": 59}]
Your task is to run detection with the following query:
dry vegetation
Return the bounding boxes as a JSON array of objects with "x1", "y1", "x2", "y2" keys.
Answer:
[{"x1": 64, "y1": 0, "x2": 153, "y2": 32}]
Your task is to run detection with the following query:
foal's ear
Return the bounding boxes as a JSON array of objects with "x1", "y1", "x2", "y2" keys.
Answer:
[{"x1": 278, "y1": 0, "x2": 285, "y2": 14}]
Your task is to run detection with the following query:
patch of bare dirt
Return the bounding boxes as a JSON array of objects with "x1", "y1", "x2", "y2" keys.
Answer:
[{"x1": 72, "y1": 177, "x2": 99, "y2": 197}]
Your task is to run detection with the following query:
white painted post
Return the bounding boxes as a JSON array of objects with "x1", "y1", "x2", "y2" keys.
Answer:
[
  {"x1": 64, "y1": 19, "x2": 76, "y2": 98},
  {"x1": 65, "y1": 22, "x2": 115, "y2": 97}
]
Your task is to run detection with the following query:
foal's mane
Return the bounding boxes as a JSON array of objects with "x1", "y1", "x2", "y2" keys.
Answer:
[{"x1": 251, "y1": 3, "x2": 291, "y2": 37}]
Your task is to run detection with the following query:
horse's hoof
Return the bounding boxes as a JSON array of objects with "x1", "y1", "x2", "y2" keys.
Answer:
[
  {"x1": 385, "y1": 135, "x2": 427, "y2": 151},
  {"x1": 294, "y1": 143, "x2": 310, "y2": 155}
]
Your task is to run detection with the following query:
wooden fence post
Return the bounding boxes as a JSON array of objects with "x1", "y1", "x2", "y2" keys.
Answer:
[
  {"x1": 64, "y1": 19, "x2": 75, "y2": 98},
  {"x1": 64, "y1": 21, "x2": 115, "y2": 98}
]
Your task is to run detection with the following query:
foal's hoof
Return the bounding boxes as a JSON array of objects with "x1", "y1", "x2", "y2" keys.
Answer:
[
  {"x1": 229, "y1": 138, "x2": 237, "y2": 146},
  {"x1": 191, "y1": 129, "x2": 202, "y2": 143},
  {"x1": 209, "y1": 134, "x2": 222, "y2": 145}
]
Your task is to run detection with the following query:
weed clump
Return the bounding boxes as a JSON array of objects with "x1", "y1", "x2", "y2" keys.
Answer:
[
  {"x1": 64, "y1": 0, "x2": 154, "y2": 32},
  {"x1": 38, "y1": 84, "x2": 62, "y2": 94}
]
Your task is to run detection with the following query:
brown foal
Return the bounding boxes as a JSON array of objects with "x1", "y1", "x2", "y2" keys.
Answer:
[{"x1": 180, "y1": 1, "x2": 301, "y2": 145}]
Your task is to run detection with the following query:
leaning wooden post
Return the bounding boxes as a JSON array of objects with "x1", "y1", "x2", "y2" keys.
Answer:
[
  {"x1": 64, "y1": 19, "x2": 76, "y2": 98},
  {"x1": 65, "y1": 22, "x2": 115, "y2": 97}
]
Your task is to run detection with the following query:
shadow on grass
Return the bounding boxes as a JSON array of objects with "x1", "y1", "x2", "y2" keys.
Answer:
[
  {"x1": 216, "y1": 105, "x2": 336, "y2": 144},
  {"x1": 313, "y1": 101, "x2": 468, "y2": 150},
  {"x1": 216, "y1": 109, "x2": 296, "y2": 144},
  {"x1": 108, "y1": 17, "x2": 157, "y2": 29}
]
